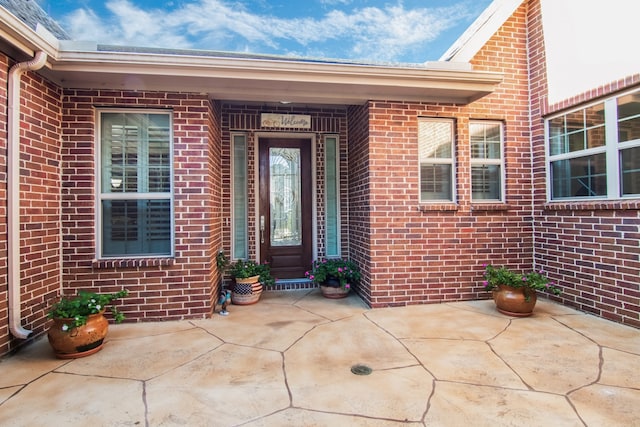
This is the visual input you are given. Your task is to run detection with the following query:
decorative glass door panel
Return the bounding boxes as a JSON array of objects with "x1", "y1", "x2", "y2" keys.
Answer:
[
  {"x1": 259, "y1": 138, "x2": 312, "y2": 279},
  {"x1": 270, "y1": 147, "x2": 302, "y2": 246}
]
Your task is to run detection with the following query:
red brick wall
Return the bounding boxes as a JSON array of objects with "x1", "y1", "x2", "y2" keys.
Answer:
[
  {"x1": 208, "y1": 100, "x2": 223, "y2": 308},
  {"x1": 352, "y1": 3, "x2": 533, "y2": 308},
  {"x1": 0, "y1": 55, "x2": 63, "y2": 354},
  {"x1": 527, "y1": 0, "x2": 640, "y2": 327},
  {"x1": 346, "y1": 103, "x2": 371, "y2": 301},
  {"x1": 61, "y1": 90, "x2": 219, "y2": 323}
]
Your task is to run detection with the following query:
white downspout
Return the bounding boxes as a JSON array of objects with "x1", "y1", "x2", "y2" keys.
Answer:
[{"x1": 7, "y1": 51, "x2": 48, "y2": 339}]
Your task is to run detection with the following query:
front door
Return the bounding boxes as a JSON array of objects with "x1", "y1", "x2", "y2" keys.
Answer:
[{"x1": 259, "y1": 138, "x2": 313, "y2": 279}]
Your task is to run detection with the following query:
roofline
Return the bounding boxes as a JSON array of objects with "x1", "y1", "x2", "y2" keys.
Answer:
[
  {"x1": 53, "y1": 48, "x2": 501, "y2": 85},
  {"x1": 440, "y1": 0, "x2": 524, "y2": 62},
  {"x1": 0, "y1": 6, "x2": 503, "y2": 106},
  {"x1": 0, "y1": 6, "x2": 59, "y2": 60}
]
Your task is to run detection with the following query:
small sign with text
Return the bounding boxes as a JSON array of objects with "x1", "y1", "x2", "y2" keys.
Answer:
[{"x1": 261, "y1": 113, "x2": 311, "y2": 129}]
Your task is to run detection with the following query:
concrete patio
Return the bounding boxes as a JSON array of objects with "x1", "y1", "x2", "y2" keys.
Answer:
[{"x1": 1, "y1": 289, "x2": 639, "y2": 426}]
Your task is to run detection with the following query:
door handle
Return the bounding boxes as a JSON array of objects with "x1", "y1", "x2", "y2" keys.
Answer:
[{"x1": 260, "y1": 215, "x2": 265, "y2": 243}]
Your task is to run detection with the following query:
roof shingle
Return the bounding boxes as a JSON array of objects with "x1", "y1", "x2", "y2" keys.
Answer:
[{"x1": 0, "y1": 0, "x2": 69, "y2": 39}]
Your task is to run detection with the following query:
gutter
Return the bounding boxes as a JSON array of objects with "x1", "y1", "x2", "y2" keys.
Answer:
[{"x1": 7, "y1": 51, "x2": 48, "y2": 339}]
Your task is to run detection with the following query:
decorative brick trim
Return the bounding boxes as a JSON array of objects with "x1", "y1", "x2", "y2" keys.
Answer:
[
  {"x1": 92, "y1": 258, "x2": 175, "y2": 269},
  {"x1": 471, "y1": 203, "x2": 511, "y2": 211},
  {"x1": 546, "y1": 76, "x2": 640, "y2": 116},
  {"x1": 544, "y1": 200, "x2": 640, "y2": 212},
  {"x1": 417, "y1": 203, "x2": 459, "y2": 212}
]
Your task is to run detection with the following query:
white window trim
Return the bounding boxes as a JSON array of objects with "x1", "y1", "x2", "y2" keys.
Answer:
[
  {"x1": 231, "y1": 132, "x2": 248, "y2": 260},
  {"x1": 324, "y1": 135, "x2": 341, "y2": 258},
  {"x1": 95, "y1": 108, "x2": 175, "y2": 259},
  {"x1": 469, "y1": 120, "x2": 505, "y2": 203},
  {"x1": 418, "y1": 117, "x2": 457, "y2": 203},
  {"x1": 545, "y1": 87, "x2": 640, "y2": 201}
]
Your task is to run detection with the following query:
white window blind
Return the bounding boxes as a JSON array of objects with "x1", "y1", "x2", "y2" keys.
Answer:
[{"x1": 98, "y1": 111, "x2": 173, "y2": 257}]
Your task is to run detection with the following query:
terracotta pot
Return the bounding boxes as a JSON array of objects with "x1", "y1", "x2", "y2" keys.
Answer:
[
  {"x1": 492, "y1": 284, "x2": 537, "y2": 317},
  {"x1": 320, "y1": 277, "x2": 350, "y2": 299},
  {"x1": 47, "y1": 312, "x2": 109, "y2": 359}
]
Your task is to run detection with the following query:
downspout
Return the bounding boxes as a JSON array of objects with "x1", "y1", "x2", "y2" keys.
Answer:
[{"x1": 7, "y1": 51, "x2": 48, "y2": 339}]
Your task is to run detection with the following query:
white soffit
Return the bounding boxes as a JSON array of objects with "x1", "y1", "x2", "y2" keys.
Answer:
[{"x1": 43, "y1": 48, "x2": 503, "y2": 105}]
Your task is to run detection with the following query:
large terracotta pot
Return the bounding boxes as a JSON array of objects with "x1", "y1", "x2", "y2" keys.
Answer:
[
  {"x1": 320, "y1": 277, "x2": 350, "y2": 299},
  {"x1": 47, "y1": 312, "x2": 109, "y2": 359},
  {"x1": 232, "y1": 275, "x2": 263, "y2": 305},
  {"x1": 492, "y1": 284, "x2": 537, "y2": 317}
]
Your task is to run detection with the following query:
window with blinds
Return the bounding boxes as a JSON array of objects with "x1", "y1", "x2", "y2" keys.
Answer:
[
  {"x1": 470, "y1": 121, "x2": 504, "y2": 202},
  {"x1": 418, "y1": 118, "x2": 455, "y2": 202},
  {"x1": 98, "y1": 111, "x2": 173, "y2": 257}
]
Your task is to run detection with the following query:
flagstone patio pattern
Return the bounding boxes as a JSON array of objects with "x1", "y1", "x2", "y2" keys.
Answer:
[{"x1": 1, "y1": 290, "x2": 639, "y2": 426}]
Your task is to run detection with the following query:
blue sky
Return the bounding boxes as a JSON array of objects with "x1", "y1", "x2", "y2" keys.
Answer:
[{"x1": 39, "y1": 0, "x2": 492, "y2": 63}]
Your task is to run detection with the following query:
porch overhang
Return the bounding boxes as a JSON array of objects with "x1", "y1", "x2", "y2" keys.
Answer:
[
  {"x1": 0, "y1": 7, "x2": 503, "y2": 106},
  {"x1": 45, "y1": 47, "x2": 502, "y2": 105}
]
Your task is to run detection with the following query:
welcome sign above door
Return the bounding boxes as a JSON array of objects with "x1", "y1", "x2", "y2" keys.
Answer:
[{"x1": 261, "y1": 113, "x2": 311, "y2": 129}]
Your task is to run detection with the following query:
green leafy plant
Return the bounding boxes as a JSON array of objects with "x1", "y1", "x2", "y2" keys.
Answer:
[
  {"x1": 306, "y1": 258, "x2": 361, "y2": 290},
  {"x1": 229, "y1": 259, "x2": 275, "y2": 286},
  {"x1": 482, "y1": 264, "x2": 561, "y2": 301},
  {"x1": 48, "y1": 289, "x2": 129, "y2": 331},
  {"x1": 216, "y1": 250, "x2": 229, "y2": 271}
]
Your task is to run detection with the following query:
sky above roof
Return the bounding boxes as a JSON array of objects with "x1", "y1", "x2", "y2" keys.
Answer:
[{"x1": 38, "y1": 0, "x2": 492, "y2": 63}]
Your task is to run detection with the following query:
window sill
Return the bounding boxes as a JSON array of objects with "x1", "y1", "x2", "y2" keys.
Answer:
[
  {"x1": 418, "y1": 203, "x2": 458, "y2": 212},
  {"x1": 544, "y1": 200, "x2": 640, "y2": 211},
  {"x1": 93, "y1": 257, "x2": 175, "y2": 269},
  {"x1": 471, "y1": 203, "x2": 510, "y2": 212}
]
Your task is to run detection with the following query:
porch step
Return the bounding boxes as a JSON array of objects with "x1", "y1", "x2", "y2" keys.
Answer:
[{"x1": 268, "y1": 278, "x2": 317, "y2": 291}]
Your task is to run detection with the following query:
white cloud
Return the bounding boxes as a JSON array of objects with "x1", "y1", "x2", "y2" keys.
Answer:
[{"x1": 60, "y1": 0, "x2": 477, "y2": 62}]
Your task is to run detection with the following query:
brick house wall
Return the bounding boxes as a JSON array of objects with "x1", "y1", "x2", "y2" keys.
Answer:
[
  {"x1": 0, "y1": 54, "x2": 63, "y2": 355},
  {"x1": 207, "y1": 100, "x2": 223, "y2": 311},
  {"x1": 346, "y1": 103, "x2": 371, "y2": 301},
  {"x1": 1, "y1": 0, "x2": 638, "y2": 359},
  {"x1": 352, "y1": 2, "x2": 534, "y2": 308},
  {"x1": 526, "y1": 0, "x2": 640, "y2": 327},
  {"x1": 61, "y1": 90, "x2": 220, "y2": 324}
]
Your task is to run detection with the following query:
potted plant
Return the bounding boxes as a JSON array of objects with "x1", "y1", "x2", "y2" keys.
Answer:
[
  {"x1": 306, "y1": 258, "x2": 361, "y2": 298},
  {"x1": 482, "y1": 264, "x2": 561, "y2": 316},
  {"x1": 47, "y1": 289, "x2": 129, "y2": 358},
  {"x1": 228, "y1": 259, "x2": 275, "y2": 305}
]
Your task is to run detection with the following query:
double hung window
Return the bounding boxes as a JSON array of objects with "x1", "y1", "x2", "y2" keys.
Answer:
[
  {"x1": 98, "y1": 111, "x2": 173, "y2": 258},
  {"x1": 470, "y1": 121, "x2": 504, "y2": 201},
  {"x1": 418, "y1": 118, "x2": 455, "y2": 202}
]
